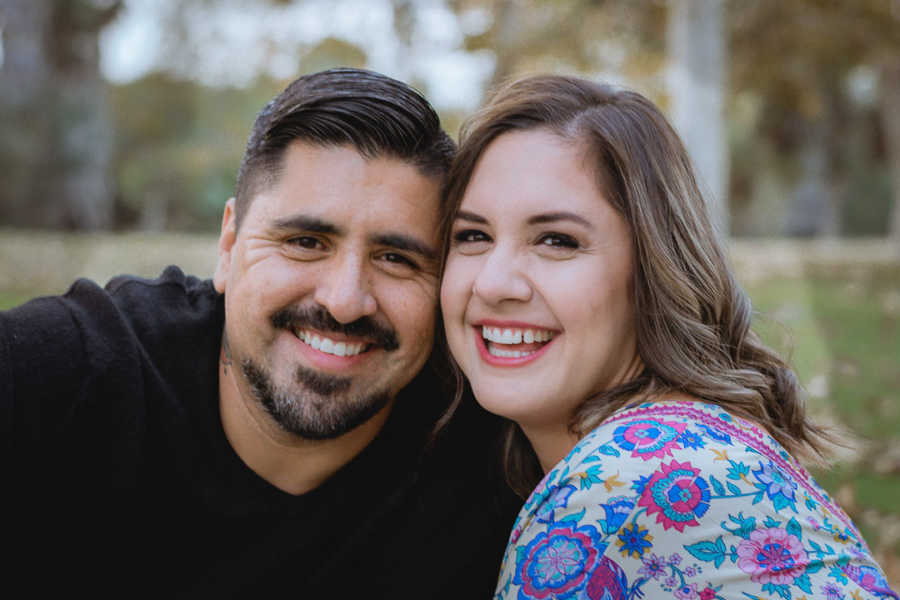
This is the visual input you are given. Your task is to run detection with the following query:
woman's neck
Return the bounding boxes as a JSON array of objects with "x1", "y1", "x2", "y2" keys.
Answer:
[{"x1": 519, "y1": 424, "x2": 581, "y2": 474}]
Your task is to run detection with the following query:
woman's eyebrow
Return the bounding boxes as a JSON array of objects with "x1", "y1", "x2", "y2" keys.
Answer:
[
  {"x1": 527, "y1": 211, "x2": 593, "y2": 228},
  {"x1": 454, "y1": 210, "x2": 488, "y2": 224}
]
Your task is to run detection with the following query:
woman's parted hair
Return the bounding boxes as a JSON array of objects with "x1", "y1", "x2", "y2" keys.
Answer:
[{"x1": 440, "y1": 74, "x2": 833, "y2": 497}]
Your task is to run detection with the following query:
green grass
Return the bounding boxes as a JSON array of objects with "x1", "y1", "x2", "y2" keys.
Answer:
[
  {"x1": 744, "y1": 264, "x2": 900, "y2": 555},
  {"x1": 0, "y1": 292, "x2": 37, "y2": 310}
]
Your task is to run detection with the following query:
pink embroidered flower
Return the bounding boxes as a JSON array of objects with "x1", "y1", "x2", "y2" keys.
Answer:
[
  {"x1": 699, "y1": 586, "x2": 716, "y2": 600},
  {"x1": 613, "y1": 419, "x2": 687, "y2": 460},
  {"x1": 736, "y1": 527, "x2": 808, "y2": 585},
  {"x1": 637, "y1": 461, "x2": 710, "y2": 532},
  {"x1": 674, "y1": 582, "x2": 699, "y2": 600}
]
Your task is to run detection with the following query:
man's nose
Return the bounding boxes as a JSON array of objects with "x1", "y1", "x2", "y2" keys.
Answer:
[{"x1": 313, "y1": 253, "x2": 377, "y2": 324}]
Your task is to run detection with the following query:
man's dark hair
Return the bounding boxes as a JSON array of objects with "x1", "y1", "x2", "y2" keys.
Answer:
[{"x1": 233, "y1": 67, "x2": 456, "y2": 229}]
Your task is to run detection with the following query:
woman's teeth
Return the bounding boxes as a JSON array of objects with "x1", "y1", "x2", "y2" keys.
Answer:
[
  {"x1": 481, "y1": 326, "x2": 556, "y2": 345},
  {"x1": 481, "y1": 325, "x2": 556, "y2": 358},
  {"x1": 296, "y1": 330, "x2": 366, "y2": 357}
]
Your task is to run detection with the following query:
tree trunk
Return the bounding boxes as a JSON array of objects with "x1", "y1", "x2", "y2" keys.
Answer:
[
  {"x1": 667, "y1": 0, "x2": 729, "y2": 237},
  {"x1": 881, "y1": 60, "x2": 900, "y2": 245},
  {"x1": 0, "y1": 0, "x2": 119, "y2": 230}
]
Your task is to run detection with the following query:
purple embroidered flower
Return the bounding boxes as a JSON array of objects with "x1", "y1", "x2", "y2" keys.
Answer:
[
  {"x1": 736, "y1": 527, "x2": 808, "y2": 585},
  {"x1": 514, "y1": 522, "x2": 603, "y2": 599},
  {"x1": 684, "y1": 566, "x2": 697, "y2": 578},
  {"x1": 752, "y1": 461, "x2": 798, "y2": 506},
  {"x1": 600, "y1": 496, "x2": 636, "y2": 534},
  {"x1": 637, "y1": 553, "x2": 667, "y2": 580},
  {"x1": 616, "y1": 522, "x2": 653, "y2": 558},
  {"x1": 669, "y1": 553, "x2": 682, "y2": 566},
  {"x1": 674, "y1": 582, "x2": 699, "y2": 600},
  {"x1": 664, "y1": 575, "x2": 678, "y2": 589},
  {"x1": 842, "y1": 564, "x2": 898, "y2": 597},
  {"x1": 821, "y1": 582, "x2": 844, "y2": 600},
  {"x1": 638, "y1": 461, "x2": 711, "y2": 532},
  {"x1": 613, "y1": 419, "x2": 686, "y2": 460}
]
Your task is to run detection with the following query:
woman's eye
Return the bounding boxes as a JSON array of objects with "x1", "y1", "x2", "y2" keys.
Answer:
[
  {"x1": 537, "y1": 233, "x2": 579, "y2": 249},
  {"x1": 453, "y1": 229, "x2": 491, "y2": 244}
]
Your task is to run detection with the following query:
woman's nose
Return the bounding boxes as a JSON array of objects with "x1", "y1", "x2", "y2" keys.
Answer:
[{"x1": 471, "y1": 247, "x2": 533, "y2": 305}]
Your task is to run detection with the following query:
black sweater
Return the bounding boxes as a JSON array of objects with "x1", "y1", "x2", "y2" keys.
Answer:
[{"x1": 1, "y1": 266, "x2": 518, "y2": 598}]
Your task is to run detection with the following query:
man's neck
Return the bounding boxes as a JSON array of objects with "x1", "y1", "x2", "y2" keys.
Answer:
[{"x1": 217, "y1": 360, "x2": 394, "y2": 496}]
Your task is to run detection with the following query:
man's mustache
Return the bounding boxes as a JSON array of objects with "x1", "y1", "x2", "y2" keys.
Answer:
[{"x1": 271, "y1": 306, "x2": 399, "y2": 352}]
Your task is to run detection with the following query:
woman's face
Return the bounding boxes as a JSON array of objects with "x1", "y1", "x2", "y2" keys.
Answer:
[{"x1": 441, "y1": 129, "x2": 640, "y2": 437}]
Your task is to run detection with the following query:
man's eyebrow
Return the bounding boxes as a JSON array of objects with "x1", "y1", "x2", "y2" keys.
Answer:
[
  {"x1": 527, "y1": 211, "x2": 593, "y2": 228},
  {"x1": 271, "y1": 214, "x2": 342, "y2": 235},
  {"x1": 370, "y1": 233, "x2": 438, "y2": 261}
]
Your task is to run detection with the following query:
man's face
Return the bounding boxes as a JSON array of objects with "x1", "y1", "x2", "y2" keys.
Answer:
[{"x1": 214, "y1": 142, "x2": 441, "y2": 440}]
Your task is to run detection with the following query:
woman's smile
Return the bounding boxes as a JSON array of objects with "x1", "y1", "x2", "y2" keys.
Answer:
[{"x1": 473, "y1": 322, "x2": 560, "y2": 365}]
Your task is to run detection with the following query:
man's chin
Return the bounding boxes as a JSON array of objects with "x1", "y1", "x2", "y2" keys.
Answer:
[{"x1": 242, "y1": 358, "x2": 392, "y2": 440}]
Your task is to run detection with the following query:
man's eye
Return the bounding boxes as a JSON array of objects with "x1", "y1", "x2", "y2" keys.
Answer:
[
  {"x1": 379, "y1": 252, "x2": 418, "y2": 270},
  {"x1": 287, "y1": 236, "x2": 323, "y2": 250}
]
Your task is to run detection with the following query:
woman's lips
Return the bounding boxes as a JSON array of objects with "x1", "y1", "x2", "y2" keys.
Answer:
[{"x1": 473, "y1": 324, "x2": 558, "y2": 367}]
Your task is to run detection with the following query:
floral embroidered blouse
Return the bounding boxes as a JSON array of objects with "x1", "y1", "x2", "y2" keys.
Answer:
[{"x1": 495, "y1": 400, "x2": 897, "y2": 600}]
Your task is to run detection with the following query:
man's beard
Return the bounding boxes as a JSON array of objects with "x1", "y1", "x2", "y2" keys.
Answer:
[
  {"x1": 242, "y1": 359, "x2": 391, "y2": 440},
  {"x1": 241, "y1": 305, "x2": 399, "y2": 440}
]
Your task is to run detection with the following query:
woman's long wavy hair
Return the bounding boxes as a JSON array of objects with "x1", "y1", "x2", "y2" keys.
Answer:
[{"x1": 438, "y1": 74, "x2": 835, "y2": 498}]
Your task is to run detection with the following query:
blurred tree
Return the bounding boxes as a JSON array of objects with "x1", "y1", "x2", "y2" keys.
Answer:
[
  {"x1": 0, "y1": 0, "x2": 121, "y2": 230},
  {"x1": 730, "y1": 0, "x2": 900, "y2": 238},
  {"x1": 668, "y1": 0, "x2": 728, "y2": 235}
]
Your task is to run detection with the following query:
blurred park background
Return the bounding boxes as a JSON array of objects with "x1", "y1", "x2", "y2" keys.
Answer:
[{"x1": 1, "y1": 0, "x2": 899, "y2": 583}]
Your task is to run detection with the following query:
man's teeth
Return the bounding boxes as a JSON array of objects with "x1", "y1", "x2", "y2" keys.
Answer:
[
  {"x1": 481, "y1": 326, "x2": 556, "y2": 345},
  {"x1": 296, "y1": 330, "x2": 366, "y2": 357}
]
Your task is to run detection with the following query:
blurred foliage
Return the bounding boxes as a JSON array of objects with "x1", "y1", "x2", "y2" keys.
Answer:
[
  {"x1": 109, "y1": 74, "x2": 283, "y2": 230},
  {"x1": 1, "y1": 0, "x2": 898, "y2": 236}
]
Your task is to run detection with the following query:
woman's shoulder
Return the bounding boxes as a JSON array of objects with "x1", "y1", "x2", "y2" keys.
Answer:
[{"x1": 496, "y1": 397, "x2": 897, "y2": 600}]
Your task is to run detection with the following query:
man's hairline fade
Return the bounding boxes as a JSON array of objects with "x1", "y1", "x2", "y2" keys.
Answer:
[{"x1": 231, "y1": 67, "x2": 456, "y2": 232}]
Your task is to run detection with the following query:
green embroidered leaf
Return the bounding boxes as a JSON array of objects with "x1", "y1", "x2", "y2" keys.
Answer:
[
  {"x1": 786, "y1": 517, "x2": 802, "y2": 541},
  {"x1": 597, "y1": 443, "x2": 621, "y2": 457},
  {"x1": 710, "y1": 476, "x2": 726, "y2": 496},
  {"x1": 805, "y1": 560, "x2": 824, "y2": 574},
  {"x1": 684, "y1": 537, "x2": 728, "y2": 568},
  {"x1": 795, "y1": 573, "x2": 812, "y2": 594},
  {"x1": 761, "y1": 582, "x2": 791, "y2": 599},
  {"x1": 559, "y1": 508, "x2": 586, "y2": 524}
]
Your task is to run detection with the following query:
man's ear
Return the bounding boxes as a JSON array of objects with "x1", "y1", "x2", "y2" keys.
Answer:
[{"x1": 213, "y1": 198, "x2": 237, "y2": 293}]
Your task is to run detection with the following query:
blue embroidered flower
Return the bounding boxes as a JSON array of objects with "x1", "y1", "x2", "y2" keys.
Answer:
[
  {"x1": 632, "y1": 474, "x2": 652, "y2": 495},
  {"x1": 536, "y1": 484, "x2": 577, "y2": 523},
  {"x1": 514, "y1": 523, "x2": 604, "y2": 599},
  {"x1": 752, "y1": 461, "x2": 798, "y2": 511},
  {"x1": 600, "y1": 496, "x2": 636, "y2": 535},
  {"x1": 616, "y1": 522, "x2": 653, "y2": 558},
  {"x1": 697, "y1": 423, "x2": 732, "y2": 445},
  {"x1": 678, "y1": 430, "x2": 706, "y2": 450}
]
